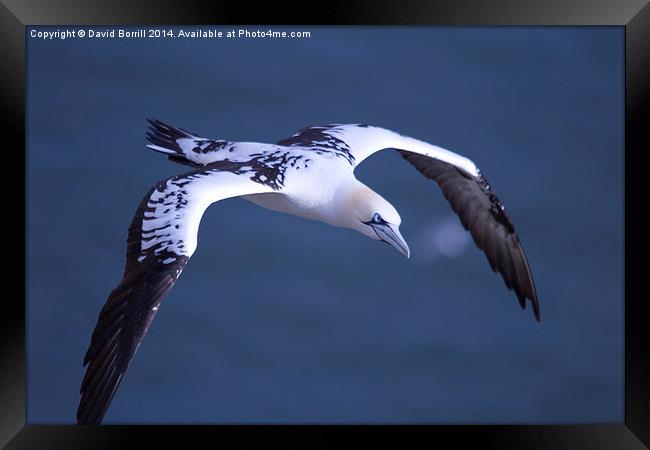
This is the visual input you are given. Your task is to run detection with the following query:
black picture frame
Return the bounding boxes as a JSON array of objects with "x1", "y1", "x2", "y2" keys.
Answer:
[{"x1": 4, "y1": 1, "x2": 648, "y2": 448}]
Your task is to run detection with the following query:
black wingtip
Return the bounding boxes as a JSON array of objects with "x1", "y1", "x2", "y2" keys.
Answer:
[
  {"x1": 532, "y1": 298, "x2": 541, "y2": 323},
  {"x1": 516, "y1": 294, "x2": 541, "y2": 323},
  {"x1": 516, "y1": 292, "x2": 526, "y2": 309},
  {"x1": 528, "y1": 274, "x2": 541, "y2": 322}
]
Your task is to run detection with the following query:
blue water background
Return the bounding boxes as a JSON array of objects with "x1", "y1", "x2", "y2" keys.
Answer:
[{"x1": 26, "y1": 26, "x2": 624, "y2": 423}]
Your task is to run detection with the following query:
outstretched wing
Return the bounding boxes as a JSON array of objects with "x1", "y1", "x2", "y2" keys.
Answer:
[
  {"x1": 282, "y1": 124, "x2": 539, "y2": 321},
  {"x1": 77, "y1": 168, "x2": 274, "y2": 424},
  {"x1": 399, "y1": 151, "x2": 540, "y2": 321},
  {"x1": 276, "y1": 124, "x2": 478, "y2": 173}
]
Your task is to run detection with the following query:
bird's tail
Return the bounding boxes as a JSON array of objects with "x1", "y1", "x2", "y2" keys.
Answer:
[
  {"x1": 145, "y1": 118, "x2": 206, "y2": 167},
  {"x1": 145, "y1": 118, "x2": 235, "y2": 168}
]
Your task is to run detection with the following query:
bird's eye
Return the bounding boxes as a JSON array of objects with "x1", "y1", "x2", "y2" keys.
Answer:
[{"x1": 362, "y1": 213, "x2": 386, "y2": 226}]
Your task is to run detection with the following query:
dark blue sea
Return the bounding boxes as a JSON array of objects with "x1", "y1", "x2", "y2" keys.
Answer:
[{"x1": 27, "y1": 26, "x2": 624, "y2": 423}]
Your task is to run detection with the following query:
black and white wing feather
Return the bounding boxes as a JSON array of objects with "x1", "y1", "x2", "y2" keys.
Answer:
[
  {"x1": 77, "y1": 168, "x2": 274, "y2": 424},
  {"x1": 279, "y1": 124, "x2": 540, "y2": 321}
]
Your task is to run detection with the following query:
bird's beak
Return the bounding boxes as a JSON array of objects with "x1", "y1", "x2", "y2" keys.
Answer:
[{"x1": 370, "y1": 222, "x2": 410, "y2": 258}]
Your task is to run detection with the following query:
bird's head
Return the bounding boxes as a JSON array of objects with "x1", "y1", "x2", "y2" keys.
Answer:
[{"x1": 343, "y1": 185, "x2": 410, "y2": 258}]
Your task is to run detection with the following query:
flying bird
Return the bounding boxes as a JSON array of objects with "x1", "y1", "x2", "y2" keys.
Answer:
[{"x1": 77, "y1": 119, "x2": 539, "y2": 424}]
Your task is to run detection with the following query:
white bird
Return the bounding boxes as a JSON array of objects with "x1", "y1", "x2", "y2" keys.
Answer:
[{"x1": 77, "y1": 119, "x2": 539, "y2": 424}]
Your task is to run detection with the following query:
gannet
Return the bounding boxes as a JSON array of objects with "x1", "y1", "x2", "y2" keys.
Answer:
[{"x1": 77, "y1": 119, "x2": 539, "y2": 424}]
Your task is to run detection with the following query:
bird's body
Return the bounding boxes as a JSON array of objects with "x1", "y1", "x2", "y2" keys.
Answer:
[
  {"x1": 243, "y1": 150, "x2": 355, "y2": 226},
  {"x1": 77, "y1": 119, "x2": 539, "y2": 424}
]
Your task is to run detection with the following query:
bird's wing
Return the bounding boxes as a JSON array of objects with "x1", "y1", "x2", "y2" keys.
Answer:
[
  {"x1": 282, "y1": 124, "x2": 539, "y2": 321},
  {"x1": 398, "y1": 151, "x2": 540, "y2": 321},
  {"x1": 77, "y1": 167, "x2": 275, "y2": 424},
  {"x1": 146, "y1": 118, "x2": 239, "y2": 167},
  {"x1": 276, "y1": 123, "x2": 478, "y2": 172}
]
